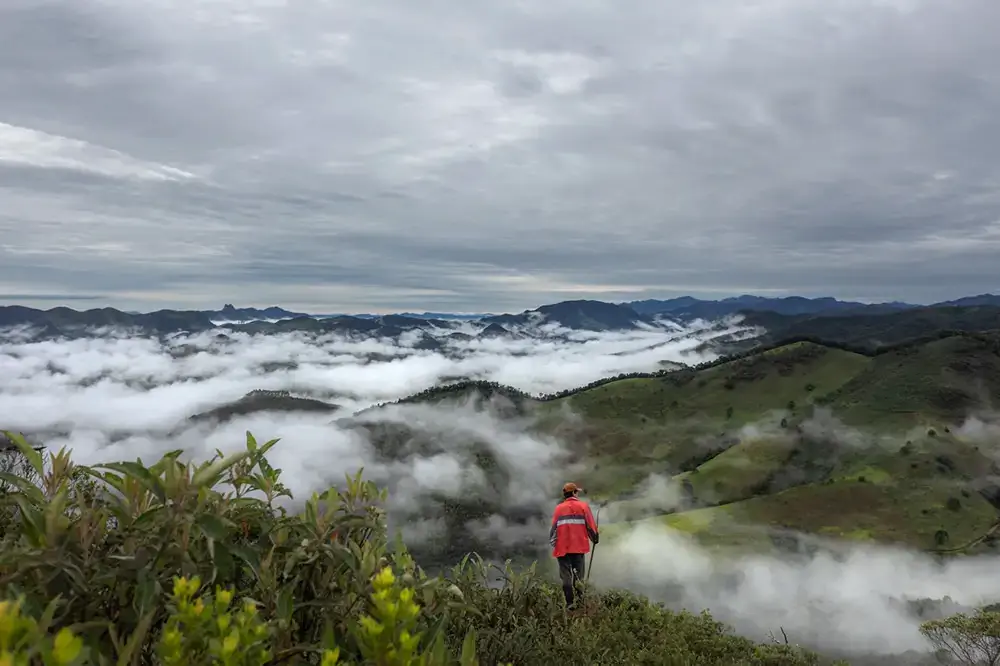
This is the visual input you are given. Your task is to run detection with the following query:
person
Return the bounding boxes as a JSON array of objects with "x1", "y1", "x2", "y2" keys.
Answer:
[{"x1": 549, "y1": 482, "x2": 599, "y2": 609}]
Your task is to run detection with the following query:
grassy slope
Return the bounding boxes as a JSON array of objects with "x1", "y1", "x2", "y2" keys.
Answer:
[
  {"x1": 555, "y1": 341, "x2": 870, "y2": 424},
  {"x1": 544, "y1": 342, "x2": 871, "y2": 497},
  {"x1": 602, "y1": 431, "x2": 1000, "y2": 553},
  {"x1": 355, "y1": 332, "x2": 1000, "y2": 555},
  {"x1": 675, "y1": 434, "x2": 798, "y2": 506},
  {"x1": 824, "y1": 334, "x2": 1000, "y2": 428},
  {"x1": 549, "y1": 334, "x2": 1000, "y2": 553},
  {"x1": 622, "y1": 475, "x2": 998, "y2": 553}
]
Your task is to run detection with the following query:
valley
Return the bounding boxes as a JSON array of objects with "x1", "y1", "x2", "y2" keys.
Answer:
[{"x1": 346, "y1": 331, "x2": 1000, "y2": 561}]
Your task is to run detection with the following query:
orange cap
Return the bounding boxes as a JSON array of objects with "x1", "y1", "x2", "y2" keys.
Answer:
[{"x1": 562, "y1": 482, "x2": 582, "y2": 494}]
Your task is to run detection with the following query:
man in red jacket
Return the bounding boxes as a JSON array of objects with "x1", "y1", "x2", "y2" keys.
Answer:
[{"x1": 549, "y1": 482, "x2": 600, "y2": 609}]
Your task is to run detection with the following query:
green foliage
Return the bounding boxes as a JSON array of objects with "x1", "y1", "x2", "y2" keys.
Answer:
[
  {"x1": 920, "y1": 609, "x2": 1000, "y2": 665},
  {"x1": 0, "y1": 596, "x2": 87, "y2": 666},
  {"x1": 0, "y1": 429, "x2": 818, "y2": 665},
  {"x1": 443, "y1": 565, "x2": 819, "y2": 666},
  {"x1": 157, "y1": 577, "x2": 272, "y2": 666}
]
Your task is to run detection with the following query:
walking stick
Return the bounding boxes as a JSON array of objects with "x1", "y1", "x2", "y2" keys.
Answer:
[{"x1": 585, "y1": 502, "x2": 605, "y2": 586}]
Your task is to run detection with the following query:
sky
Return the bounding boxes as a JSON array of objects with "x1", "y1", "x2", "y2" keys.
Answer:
[{"x1": 2, "y1": 0, "x2": 1000, "y2": 314}]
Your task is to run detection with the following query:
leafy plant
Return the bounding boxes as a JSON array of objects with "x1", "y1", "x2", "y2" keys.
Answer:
[
  {"x1": 0, "y1": 596, "x2": 87, "y2": 666},
  {"x1": 0, "y1": 429, "x2": 819, "y2": 665},
  {"x1": 921, "y1": 609, "x2": 1000, "y2": 665}
]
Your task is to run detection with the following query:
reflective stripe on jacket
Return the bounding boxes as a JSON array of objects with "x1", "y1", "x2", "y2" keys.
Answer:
[{"x1": 549, "y1": 496, "x2": 599, "y2": 558}]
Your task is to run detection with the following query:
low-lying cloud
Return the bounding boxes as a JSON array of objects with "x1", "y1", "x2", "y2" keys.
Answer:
[
  {"x1": 0, "y1": 323, "x2": 729, "y2": 435},
  {"x1": 597, "y1": 521, "x2": 1000, "y2": 658}
]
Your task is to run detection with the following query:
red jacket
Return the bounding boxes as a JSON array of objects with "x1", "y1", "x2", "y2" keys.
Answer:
[{"x1": 549, "y1": 496, "x2": 599, "y2": 557}]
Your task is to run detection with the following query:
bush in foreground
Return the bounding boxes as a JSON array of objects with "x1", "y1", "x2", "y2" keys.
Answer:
[
  {"x1": 0, "y1": 430, "x2": 819, "y2": 665},
  {"x1": 920, "y1": 609, "x2": 1000, "y2": 665}
]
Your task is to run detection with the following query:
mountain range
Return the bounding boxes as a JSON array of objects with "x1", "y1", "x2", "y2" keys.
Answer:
[
  {"x1": 4, "y1": 294, "x2": 1000, "y2": 351},
  {"x1": 624, "y1": 293, "x2": 1000, "y2": 318}
]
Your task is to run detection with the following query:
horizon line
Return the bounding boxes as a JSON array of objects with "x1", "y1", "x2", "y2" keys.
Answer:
[{"x1": 1, "y1": 291, "x2": 998, "y2": 317}]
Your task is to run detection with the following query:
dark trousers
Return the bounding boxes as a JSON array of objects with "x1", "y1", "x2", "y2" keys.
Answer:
[{"x1": 557, "y1": 553, "x2": 586, "y2": 608}]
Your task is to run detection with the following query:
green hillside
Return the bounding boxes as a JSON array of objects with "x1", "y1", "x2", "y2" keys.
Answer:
[
  {"x1": 552, "y1": 341, "x2": 870, "y2": 424},
  {"x1": 598, "y1": 426, "x2": 1000, "y2": 554},
  {"x1": 741, "y1": 305, "x2": 1000, "y2": 348},
  {"x1": 546, "y1": 332, "x2": 1000, "y2": 553},
  {"x1": 822, "y1": 334, "x2": 1000, "y2": 427},
  {"x1": 674, "y1": 434, "x2": 798, "y2": 506},
  {"x1": 188, "y1": 389, "x2": 341, "y2": 424},
  {"x1": 543, "y1": 342, "x2": 872, "y2": 496},
  {"x1": 608, "y1": 476, "x2": 997, "y2": 554},
  {"x1": 345, "y1": 332, "x2": 1000, "y2": 557}
]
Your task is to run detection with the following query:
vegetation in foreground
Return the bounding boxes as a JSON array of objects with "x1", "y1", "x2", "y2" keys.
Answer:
[{"x1": 0, "y1": 431, "x2": 825, "y2": 665}]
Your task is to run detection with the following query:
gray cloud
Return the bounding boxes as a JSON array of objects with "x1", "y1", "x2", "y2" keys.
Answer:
[{"x1": 2, "y1": 0, "x2": 1000, "y2": 312}]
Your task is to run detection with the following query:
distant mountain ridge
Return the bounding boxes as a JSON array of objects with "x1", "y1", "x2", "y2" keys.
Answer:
[
  {"x1": 3, "y1": 293, "x2": 1000, "y2": 345},
  {"x1": 481, "y1": 299, "x2": 659, "y2": 332},
  {"x1": 207, "y1": 303, "x2": 309, "y2": 322},
  {"x1": 622, "y1": 294, "x2": 988, "y2": 320}
]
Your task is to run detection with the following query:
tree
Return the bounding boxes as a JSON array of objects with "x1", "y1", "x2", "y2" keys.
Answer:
[{"x1": 921, "y1": 610, "x2": 1000, "y2": 665}]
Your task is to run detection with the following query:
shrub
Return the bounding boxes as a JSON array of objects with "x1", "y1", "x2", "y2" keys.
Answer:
[
  {"x1": 0, "y1": 430, "x2": 819, "y2": 665},
  {"x1": 0, "y1": 596, "x2": 87, "y2": 665},
  {"x1": 921, "y1": 609, "x2": 1000, "y2": 665}
]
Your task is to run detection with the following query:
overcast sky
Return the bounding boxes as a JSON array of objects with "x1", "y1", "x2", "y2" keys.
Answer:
[{"x1": 2, "y1": 0, "x2": 999, "y2": 313}]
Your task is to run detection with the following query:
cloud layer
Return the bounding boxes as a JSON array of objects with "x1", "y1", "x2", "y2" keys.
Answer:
[
  {"x1": 600, "y1": 522, "x2": 1000, "y2": 657},
  {"x1": 3, "y1": 0, "x2": 1000, "y2": 311},
  {"x1": 0, "y1": 323, "x2": 718, "y2": 469}
]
